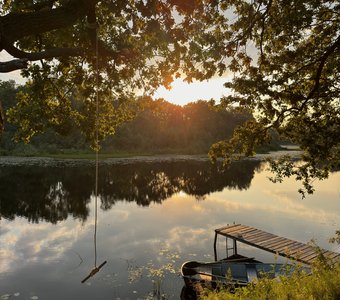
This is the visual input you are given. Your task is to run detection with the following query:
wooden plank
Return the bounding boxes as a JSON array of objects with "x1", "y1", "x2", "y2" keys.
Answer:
[
  {"x1": 296, "y1": 248, "x2": 316, "y2": 260},
  {"x1": 222, "y1": 225, "x2": 248, "y2": 234},
  {"x1": 285, "y1": 242, "x2": 309, "y2": 253},
  {"x1": 263, "y1": 238, "x2": 291, "y2": 249},
  {"x1": 219, "y1": 224, "x2": 247, "y2": 235},
  {"x1": 246, "y1": 234, "x2": 277, "y2": 245},
  {"x1": 243, "y1": 233, "x2": 273, "y2": 244},
  {"x1": 214, "y1": 224, "x2": 340, "y2": 265},
  {"x1": 303, "y1": 250, "x2": 340, "y2": 264},
  {"x1": 307, "y1": 250, "x2": 339, "y2": 264},
  {"x1": 330, "y1": 254, "x2": 340, "y2": 263},
  {"x1": 301, "y1": 251, "x2": 323, "y2": 263},
  {"x1": 238, "y1": 229, "x2": 265, "y2": 239},
  {"x1": 287, "y1": 245, "x2": 313, "y2": 257},
  {"x1": 324, "y1": 252, "x2": 340, "y2": 261},
  {"x1": 246, "y1": 232, "x2": 277, "y2": 244},
  {"x1": 297, "y1": 249, "x2": 318, "y2": 261},
  {"x1": 278, "y1": 242, "x2": 305, "y2": 256},
  {"x1": 257, "y1": 236, "x2": 285, "y2": 247},
  {"x1": 225, "y1": 227, "x2": 256, "y2": 238},
  {"x1": 220, "y1": 227, "x2": 250, "y2": 237},
  {"x1": 274, "y1": 241, "x2": 302, "y2": 253},
  {"x1": 215, "y1": 223, "x2": 241, "y2": 232},
  {"x1": 233, "y1": 227, "x2": 258, "y2": 237},
  {"x1": 269, "y1": 239, "x2": 299, "y2": 253},
  {"x1": 267, "y1": 240, "x2": 299, "y2": 253},
  {"x1": 270, "y1": 240, "x2": 298, "y2": 251},
  {"x1": 240, "y1": 230, "x2": 272, "y2": 240}
]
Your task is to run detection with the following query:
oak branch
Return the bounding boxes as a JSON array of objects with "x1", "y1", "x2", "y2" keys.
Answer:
[{"x1": 0, "y1": 0, "x2": 108, "y2": 73}]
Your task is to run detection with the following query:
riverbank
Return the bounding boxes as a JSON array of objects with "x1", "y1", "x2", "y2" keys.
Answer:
[
  {"x1": 0, "y1": 147, "x2": 302, "y2": 167},
  {"x1": 202, "y1": 262, "x2": 340, "y2": 300}
]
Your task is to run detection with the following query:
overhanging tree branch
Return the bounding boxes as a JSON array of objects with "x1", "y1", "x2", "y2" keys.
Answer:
[
  {"x1": 304, "y1": 35, "x2": 340, "y2": 103},
  {"x1": 0, "y1": 0, "x2": 99, "y2": 42},
  {"x1": 5, "y1": 43, "x2": 85, "y2": 61},
  {"x1": 0, "y1": 0, "x2": 102, "y2": 72},
  {"x1": 0, "y1": 59, "x2": 28, "y2": 72}
]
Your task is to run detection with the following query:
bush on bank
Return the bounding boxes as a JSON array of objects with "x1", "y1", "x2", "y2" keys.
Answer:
[{"x1": 201, "y1": 261, "x2": 340, "y2": 300}]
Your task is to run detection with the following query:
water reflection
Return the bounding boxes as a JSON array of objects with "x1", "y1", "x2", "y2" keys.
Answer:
[
  {"x1": 0, "y1": 158, "x2": 339, "y2": 300},
  {"x1": 0, "y1": 160, "x2": 261, "y2": 223}
]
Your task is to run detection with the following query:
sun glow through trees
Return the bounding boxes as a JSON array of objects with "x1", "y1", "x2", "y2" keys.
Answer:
[{"x1": 154, "y1": 77, "x2": 229, "y2": 106}]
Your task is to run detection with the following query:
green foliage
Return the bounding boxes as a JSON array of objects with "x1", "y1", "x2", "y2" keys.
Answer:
[
  {"x1": 0, "y1": 80, "x2": 254, "y2": 155},
  {"x1": 1, "y1": 0, "x2": 227, "y2": 146},
  {"x1": 201, "y1": 262, "x2": 340, "y2": 300},
  {"x1": 329, "y1": 230, "x2": 340, "y2": 245},
  {"x1": 1, "y1": 1, "x2": 338, "y2": 194},
  {"x1": 206, "y1": 0, "x2": 340, "y2": 195},
  {"x1": 109, "y1": 99, "x2": 251, "y2": 154}
]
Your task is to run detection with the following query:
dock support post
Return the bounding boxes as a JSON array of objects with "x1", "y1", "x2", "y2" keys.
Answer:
[
  {"x1": 214, "y1": 232, "x2": 218, "y2": 261},
  {"x1": 233, "y1": 239, "x2": 237, "y2": 255}
]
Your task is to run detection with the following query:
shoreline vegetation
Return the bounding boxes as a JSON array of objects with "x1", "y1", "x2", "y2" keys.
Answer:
[
  {"x1": 201, "y1": 260, "x2": 340, "y2": 300},
  {"x1": 1, "y1": 81, "x2": 291, "y2": 161},
  {"x1": 0, "y1": 145, "x2": 301, "y2": 161}
]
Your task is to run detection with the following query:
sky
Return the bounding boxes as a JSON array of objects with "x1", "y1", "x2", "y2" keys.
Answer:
[
  {"x1": 154, "y1": 77, "x2": 228, "y2": 106},
  {"x1": 1, "y1": 51, "x2": 229, "y2": 106}
]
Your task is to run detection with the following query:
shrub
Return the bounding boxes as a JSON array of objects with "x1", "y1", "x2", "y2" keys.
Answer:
[{"x1": 201, "y1": 262, "x2": 340, "y2": 300}]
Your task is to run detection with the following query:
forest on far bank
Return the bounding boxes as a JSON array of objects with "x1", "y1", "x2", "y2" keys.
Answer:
[{"x1": 0, "y1": 80, "x2": 283, "y2": 156}]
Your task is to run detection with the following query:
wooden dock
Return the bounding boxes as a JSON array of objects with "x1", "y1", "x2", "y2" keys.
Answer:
[{"x1": 214, "y1": 224, "x2": 340, "y2": 265}]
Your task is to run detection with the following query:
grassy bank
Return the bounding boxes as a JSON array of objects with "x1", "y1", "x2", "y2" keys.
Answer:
[
  {"x1": 42, "y1": 152, "x2": 150, "y2": 160},
  {"x1": 0, "y1": 144, "x2": 296, "y2": 160},
  {"x1": 201, "y1": 262, "x2": 340, "y2": 300}
]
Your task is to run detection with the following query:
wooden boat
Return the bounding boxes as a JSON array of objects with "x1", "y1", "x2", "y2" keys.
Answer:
[{"x1": 181, "y1": 254, "x2": 310, "y2": 297}]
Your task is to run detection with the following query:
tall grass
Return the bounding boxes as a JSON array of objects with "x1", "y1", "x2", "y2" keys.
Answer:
[{"x1": 201, "y1": 261, "x2": 340, "y2": 300}]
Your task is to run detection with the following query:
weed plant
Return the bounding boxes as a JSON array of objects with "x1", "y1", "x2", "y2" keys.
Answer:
[{"x1": 201, "y1": 259, "x2": 340, "y2": 300}]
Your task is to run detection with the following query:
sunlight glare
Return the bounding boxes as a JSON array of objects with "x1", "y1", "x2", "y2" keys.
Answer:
[{"x1": 154, "y1": 77, "x2": 229, "y2": 106}]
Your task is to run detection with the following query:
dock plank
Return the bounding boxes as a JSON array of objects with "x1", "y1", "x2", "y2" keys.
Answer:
[
  {"x1": 264, "y1": 239, "x2": 293, "y2": 250},
  {"x1": 272, "y1": 240, "x2": 300, "y2": 252},
  {"x1": 257, "y1": 237, "x2": 285, "y2": 247},
  {"x1": 215, "y1": 224, "x2": 340, "y2": 265},
  {"x1": 245, "y1": 232, "x2": 276, "y2": 243},
  {"x1": 288, "y1": 244, "x2": 314, "y2": 256}
]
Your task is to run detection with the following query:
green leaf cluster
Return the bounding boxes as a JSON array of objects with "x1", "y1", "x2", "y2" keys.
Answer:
[{"x1": 206, "y1": 0, "x2": 340, "y2": 194}]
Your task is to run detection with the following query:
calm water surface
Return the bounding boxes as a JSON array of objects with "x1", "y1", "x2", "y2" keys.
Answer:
[{"x1": 0, "y1": 156, "x2": 339, "y2": 299}]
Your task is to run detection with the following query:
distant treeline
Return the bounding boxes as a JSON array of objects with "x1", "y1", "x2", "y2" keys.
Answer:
[
  {"x1": 103, "y1": 98, "x2": 252, "y2": 154},
  {"x1": 0, "y1": 80, "x2": 281, "y2": 155}
]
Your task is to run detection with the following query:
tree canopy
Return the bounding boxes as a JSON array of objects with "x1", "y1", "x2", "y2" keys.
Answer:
[
  {"x1": 0, "y1": 81, "x2": 254, "y2": 155},
  {"x1": 207, "y1": 0, "x2": 340, "y2": 196},
  {"x1": 0, "y1": 0, "x2": 339, "y2": 195},
  {"x1": 0, "y1": 0, "x2": 224, "y2": 143}
]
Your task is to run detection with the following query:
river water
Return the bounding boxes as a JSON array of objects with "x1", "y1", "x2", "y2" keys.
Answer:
[{"x1": 0, "y1": 156, "x2": 339, "y2": 299}]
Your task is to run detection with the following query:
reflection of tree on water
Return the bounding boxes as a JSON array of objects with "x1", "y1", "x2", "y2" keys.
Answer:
[
  {"x1": 0, "y1": 166, "x2": 92, "y2": 223},
  {"x1": 100, "y1": 161, "x2": 261, "y2": 208},
  {"x1": 0, "y1": 160, "x2": 261, "y2": 223}
]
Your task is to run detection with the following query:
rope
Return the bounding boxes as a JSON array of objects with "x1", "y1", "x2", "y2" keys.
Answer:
[
  {"x1": 81, "y1": 21, "x2": 107, "y2": 284},
  {"x1": 94, "y1": 25, "x2": 99, "y2": 269}
]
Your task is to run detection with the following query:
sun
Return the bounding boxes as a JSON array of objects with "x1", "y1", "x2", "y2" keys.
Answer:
[{"x1": 154, "y1": 77, "x2": 229, "y2": 106}]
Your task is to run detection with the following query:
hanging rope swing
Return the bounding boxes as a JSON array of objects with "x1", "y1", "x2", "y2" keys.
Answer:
[{"x1": 81, "y1": 20, "x2": 107, "y2": 284}]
